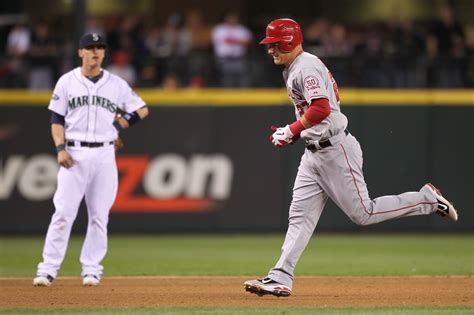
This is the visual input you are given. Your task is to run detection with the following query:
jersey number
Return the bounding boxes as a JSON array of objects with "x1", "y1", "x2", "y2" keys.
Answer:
[{"x1": 328, "y1": 71, "x2": 340, "y2": 102}]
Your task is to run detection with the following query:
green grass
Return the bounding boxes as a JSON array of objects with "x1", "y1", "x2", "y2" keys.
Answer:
[
  {"x1": 0, "y1": 307, "x2": 472, "y2": 315},
  {"x1": 1, "y1": 235, "x2": 472, "y2": 314},
  {"x1": 0, "y1": 234, "x2": 472, "y2": 276}
]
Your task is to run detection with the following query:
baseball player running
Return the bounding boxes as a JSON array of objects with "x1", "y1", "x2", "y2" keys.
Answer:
[
  {"x1": 33, "y1": 33, "x2": 149, "y2": 287},
  {"x1": 244, "y1": 19, "x2": 458, "y2": 297}
]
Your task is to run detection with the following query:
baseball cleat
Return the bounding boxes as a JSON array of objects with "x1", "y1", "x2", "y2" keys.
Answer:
[
  {"x1": 33, "y1": 274, "x2": 54, "y2": 287},
  {"x1": 82, "y1": 274, "x2": 100, "y2": 286},
  {"x1": 426, "y1": 183, "x2": 458, "y2": 222},
  {"x1": 244, "y1": 277, "x2": 292, "y2": 297}
]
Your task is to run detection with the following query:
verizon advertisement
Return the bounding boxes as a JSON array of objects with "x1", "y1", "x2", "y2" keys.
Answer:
[
  {"x1": 0, "y1": 106, "x2": 292, "y2": 233},
  {"x1": 0, "y1": 153, "x2": 233, "y2": 212}
]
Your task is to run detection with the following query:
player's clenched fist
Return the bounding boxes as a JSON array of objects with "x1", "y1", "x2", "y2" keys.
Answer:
[
  {"x1": 270, "y1": 125, "x2": 294, "y2": 147},
  {"x1": 114, "y1": 136, "x2": 124, "y2": 151},
  {"x1": 57, "y1": 150, "x2": 74, "y2": 169}
]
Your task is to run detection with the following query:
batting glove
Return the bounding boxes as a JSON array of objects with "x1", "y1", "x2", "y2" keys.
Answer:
[{"x1": 270, "y1": 125, "x2": 294, "y2": 147}]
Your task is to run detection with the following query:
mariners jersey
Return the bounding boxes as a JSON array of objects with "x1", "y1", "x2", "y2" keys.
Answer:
[
  {"x1": 283, "y1": 52, "x2": 348, "y2": 142},
  {"x1": 48, "y1": 67, "x2": 145, "y2": 142}
]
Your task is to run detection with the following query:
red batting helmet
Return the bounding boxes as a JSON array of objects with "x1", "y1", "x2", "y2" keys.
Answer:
[{"x1": 260, "y1": 18, "x2": 303, "y2": 53}]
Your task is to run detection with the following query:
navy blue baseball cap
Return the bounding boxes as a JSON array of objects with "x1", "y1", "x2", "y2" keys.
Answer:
[{"x1": 79, "y1": 33, "x2": 107, "y2": 49}]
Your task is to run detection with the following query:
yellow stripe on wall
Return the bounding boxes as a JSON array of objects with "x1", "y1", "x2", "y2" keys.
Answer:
[
  {"x1": 341, "y1": 89, "x2": 474, "y2": 105},
  {"x1": 0, "y1": 89, "x2": 472, "y2": 106}
]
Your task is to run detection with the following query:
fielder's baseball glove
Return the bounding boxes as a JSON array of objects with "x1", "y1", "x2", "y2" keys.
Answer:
[{"x1": 115, "y1": 136, "x2": 124, "y2": 151}]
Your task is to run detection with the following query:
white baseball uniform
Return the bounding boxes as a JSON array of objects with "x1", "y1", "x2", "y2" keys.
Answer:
[
  {"x1": 37, "y1": 67, "x2": 145, "y2": 279},
  {"x1": 266, "y1": 52, "x2": 440, "y2": 288}
]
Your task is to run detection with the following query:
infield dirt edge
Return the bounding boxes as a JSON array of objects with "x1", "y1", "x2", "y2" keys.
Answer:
[{"x1": 1, "y1": 275, "x2": 472, "y2": 308}]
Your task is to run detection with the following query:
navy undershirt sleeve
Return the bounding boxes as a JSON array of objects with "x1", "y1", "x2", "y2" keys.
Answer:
[{"x1": 50, "y1": 110, "x2": 65, "y2": 125}]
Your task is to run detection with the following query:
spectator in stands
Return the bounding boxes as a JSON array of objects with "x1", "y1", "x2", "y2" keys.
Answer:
[
  {"x1": 145, "y1": 13, "x2": 191, "y2": 59},
  {"x1": 189, "y1": 76, "x2": 204, "y2": 89},
  {"x1": 304, "y1": 18, "x2": 329, "y2": 57},
  {"x1": 144, "y1": 14, "x2": 191, "y2": 85},
  {"x1": 28, "y1": 22, "x2": 59, "y2": 90},
  {"x1": 4, "y1": 22, "x2": 30, "y2": 87},
  {"x1": 361, "y1": 22, "x2": 391, "y2": 87},
  {"x1": 184, "y1": 9, "x2": 213, "y2": 87},
  {"x1": 323, "y1": 23, "x2": 353, "y2": 57},
  {"x1": 161, "y1": 13, "x2": 192, "y2": 84},
  {"x1": 162, "y1": 73, "x2": 180, "y2": 90},
  {"x1": 144, "y1": 25, "x2": 162, "y2": 58},
  {"x1": 118, "y1": 15, "x2": 144, "y2": 55},
  {"x1": 428, "y1": 4, "x2": 465, "y2": 58},
  {"x1": 464, "y1": 26, "x2": 474, "y2": 56},
  {"x1": 107, "y1": 50, "x2": 137, "y2": 87},
  {"x1": 137, "y1": 62, "x2": 159, "y2": 88},
  {"x1": 185, "y1": 10, "x2": 212, "y2": 52},
  {"x1": 427, "y1": 4, "x2": 465, "y2": 87},
  {"x1": 103, "y1": 15, "x2": 121, "y2": 52},
  {"x1": 212, "y1": 11, "x2": 252, "y2": 87},
  {"x1": 85, "y1": 17, "x2": 105, "y2": 36},
  {"x1": 6, "y1": 23, "x2": 31, "y2": 57},
  {"x1": 321, "y1": 23, "x2": 354, "y2": 86},
  {"x1": 389, "y1": 19, "x2": 426, "y2": 87},
  {"x1": 161, "y1": 13, "x2": 191, "y2": 57},
  {"x1": 464, "y1": 25, "x2": 474, "y2": 87}
]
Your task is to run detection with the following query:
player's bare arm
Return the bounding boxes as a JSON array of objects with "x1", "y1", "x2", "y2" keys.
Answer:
[
  {"x1": 114, "y1": 106, "x2": 149, "y2": 130},
  {"x1": 51, "y1": 123, "x2": 73, "y2": 169}
]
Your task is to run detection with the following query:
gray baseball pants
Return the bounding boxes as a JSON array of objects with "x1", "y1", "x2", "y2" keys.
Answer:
[{"x1": 267, "y1": 132, "x2": 438, "y2": 288}]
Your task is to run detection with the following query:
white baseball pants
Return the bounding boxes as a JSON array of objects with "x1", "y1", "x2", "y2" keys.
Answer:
[{"x1": 37, "y1": 144, "x2": 118, "y2": 278}]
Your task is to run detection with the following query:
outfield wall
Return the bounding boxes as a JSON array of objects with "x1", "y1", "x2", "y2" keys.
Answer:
[{"x1": 0, "y1": 89, "x2": 473, "y2": 233}]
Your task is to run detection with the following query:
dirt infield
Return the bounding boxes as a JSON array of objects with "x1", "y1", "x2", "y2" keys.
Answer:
[{"x1": 1, "y1": 276, "x2": 472, "y2": 308}]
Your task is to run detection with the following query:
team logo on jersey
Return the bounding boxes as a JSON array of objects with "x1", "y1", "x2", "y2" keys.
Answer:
[
  {"x1": 51, "y1": 94, "x2": 60, "y2": 101},
  {"x1": 68, "y1": 95, "x2": 117, "y2": 113},
  {"x1": 304, "y1": 75, "x2": 320, "y2": 90}
]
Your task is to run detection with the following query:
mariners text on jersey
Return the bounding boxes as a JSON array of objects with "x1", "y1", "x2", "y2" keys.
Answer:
[{"x1": 68, "y1": 95, "x2": 117, "y2": 113}]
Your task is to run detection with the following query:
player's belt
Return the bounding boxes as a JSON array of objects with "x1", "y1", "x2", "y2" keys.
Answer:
[
  {"x1": 306, "y1": 129, "x2": 349, "y2": 152},
  {"x1": 66, "y1": 140, "x2": 114, "y2": 148}
]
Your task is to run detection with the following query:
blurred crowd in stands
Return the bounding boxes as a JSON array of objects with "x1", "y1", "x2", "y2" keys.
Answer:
[{"x1": 1, "y1": 4, "x2": 473, "y2": 89}]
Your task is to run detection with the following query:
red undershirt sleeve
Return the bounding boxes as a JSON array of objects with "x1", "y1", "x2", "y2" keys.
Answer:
[{"x1": 289, "y1": 98, "x2": 331, "y2": 135}]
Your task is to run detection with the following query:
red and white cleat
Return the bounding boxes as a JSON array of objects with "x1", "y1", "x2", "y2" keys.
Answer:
[
  {"x1": 244, "y1": 277, "x2": 292, "y2": 297},
  {"x1": 426, "y1": 183, "x2": 458, "y2": 222}
]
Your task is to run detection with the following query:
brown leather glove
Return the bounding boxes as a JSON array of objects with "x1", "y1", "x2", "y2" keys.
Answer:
[{"x1": 115, "y1": 136, "x2": 124, "y2": 151}]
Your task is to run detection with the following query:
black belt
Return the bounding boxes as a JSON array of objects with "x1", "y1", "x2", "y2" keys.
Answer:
[
  {"x1": 66, "y1": 141, "x2": 114, "y2": 148},
  {"x1": 306, "y1": 129, "x2": 349, "y2": 152}
]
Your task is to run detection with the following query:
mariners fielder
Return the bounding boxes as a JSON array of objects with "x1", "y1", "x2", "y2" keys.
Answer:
[
  {"x1": 33, "y1": 33, "x2": 149, "y2": 287},
  {"x1": 244, "y1": 18, "x2": 458, "y2": 297}
]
